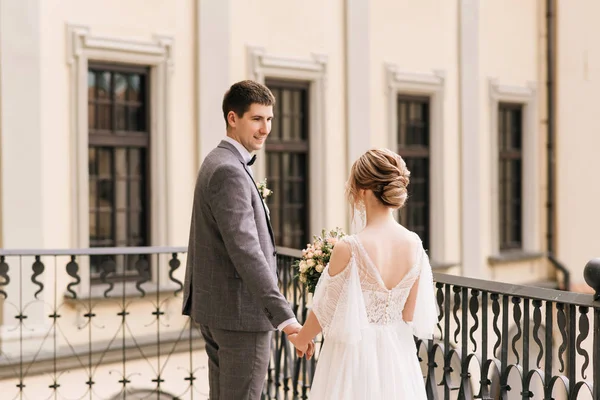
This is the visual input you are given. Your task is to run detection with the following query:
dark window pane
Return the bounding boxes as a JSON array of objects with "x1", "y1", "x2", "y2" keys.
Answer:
[
  {"x1": 129, "y1": 148, "x2": 142, "y2": 176},
  {"x1": 88, "y1": 72, "x2": 96, "y2": 99},
  {"x1": 116, "y1": 211, "x2": 127, "y2": 246},
  {"x1": 114, "y1": 73, "x2": 127, "y2": 101},
  {"x1": 128, "y1": 106, "x2": 144, "y2": 131},
  {"x1": 498, "y1": 103, "x2": 523, "y2": 250},
  {"x1": 89, "y1": 147, "x2": 97, "y2": 175},
  {"x1": 281, "y1": 90, "x2": 292, "y2": 141},
  {"x1": 98, "y1": 179, "x2": 113, "y2": 209},
  {"x1": 397, "y1": 96, "x2": 430, "y2": 251},
  {"x1": 98, "y1": 148, "x2": 112, "y2": 177},
  {"x1": 88, "y1": 104, "x2": 96, "y2": 130},
  {"x1": 265, "y1": 80, "x2": 309, "y2": 249},
  {"x1": 98, "y1": 211, "x2": 113, "y2": 242},
  {"x1": 128, "y1": 75, "x2": 141, "y2": 101},
  {"x1": 88, "y1": 64, "x2": 150, "y2": 283},
  {"x1": 129, "y1": 176, "x2": 142, "y2": 211},
  {"x1": 89, "y1": 212, "x2": 97, "y2": 240},
  {"x1": 97, "y1": 104, "x2": 112, "y2": 130},
  {"x1": 97, "y1": 72, "x2": 111, "y2": 99},
  {"x1": 115, "y1": 105, "x2": 127, "y2": 131}
]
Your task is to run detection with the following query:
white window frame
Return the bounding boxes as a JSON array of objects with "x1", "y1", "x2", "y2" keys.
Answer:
[
  {"x1": 385, "y1": 64, "x2": 446, "y2": 263},
  {"x1": 488, "y1": 79, "x2": 540, "y2": 255},
  {"x1": 67, "y1": 24, "x2": 174, "y2": 292},
  {"x1": 247, "y1": 46, "x2": 327, "y2": 240}
]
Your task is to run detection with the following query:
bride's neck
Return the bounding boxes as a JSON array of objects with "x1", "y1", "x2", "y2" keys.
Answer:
[{"x1": 365, "y1": 207, "x2": 395, "y2": 226}]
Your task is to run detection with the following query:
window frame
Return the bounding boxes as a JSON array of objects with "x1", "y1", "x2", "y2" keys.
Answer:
[
  {"x1": 488, "y1": 79, "x2": 540, "y2": 257},
  {"x1": 386, "y1": 65, "x2": 447, "y2": 263},
  {"x1": 247, "y1": 46, "x2": 327, "y2": 242},
  {"x1": 67, "y1": 25, "x2": 173, "y2": 293},
  {"x1": 396, "y1": 94, "x2": 431, "y2": 250},
  {"x1": 497, "y1": 102, "x2": 524, "y2": 251},
  {"x1": 87, "y1": 62, "x2": 152, "y2": 283},
  {"x1": 264, "y1": 79, "x2": 310, "y2": 249}
]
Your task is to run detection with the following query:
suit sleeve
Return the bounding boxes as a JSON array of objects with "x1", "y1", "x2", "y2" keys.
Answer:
[{"x1": 208, "y1": 164, "x2": 295, "y2": 328}]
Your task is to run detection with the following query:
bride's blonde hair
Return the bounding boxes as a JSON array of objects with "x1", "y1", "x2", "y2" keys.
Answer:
[{"x1": 346, "y1": 148, "x2": 411, "y2": 214}]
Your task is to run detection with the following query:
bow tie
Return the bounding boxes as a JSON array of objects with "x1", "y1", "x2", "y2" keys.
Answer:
[{"x1": 247, "y1": 154, "x2": 257, "y2": 166}]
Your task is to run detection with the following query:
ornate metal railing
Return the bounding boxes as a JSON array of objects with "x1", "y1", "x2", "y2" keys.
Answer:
[
  {"x1": 0, "y1": 246, "x2": 598, "y2": 400},
  {"x1": 0, "y1": 247, "x2": 204, "y2": 400},
  {"x1": 268, "y1": 251, "x2": 600, "y2": 400}
]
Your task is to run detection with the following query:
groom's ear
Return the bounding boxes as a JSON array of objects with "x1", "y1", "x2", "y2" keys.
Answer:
[{"x1": 227, "y1": 111, "x2": 238, "y2": 128}]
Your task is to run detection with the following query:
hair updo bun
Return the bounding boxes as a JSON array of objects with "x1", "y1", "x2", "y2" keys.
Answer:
[{"x1": 346, "y1": 148, "x2": 411, "y2": 210}]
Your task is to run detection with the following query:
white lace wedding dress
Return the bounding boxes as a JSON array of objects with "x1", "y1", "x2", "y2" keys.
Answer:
[{"x1": 309, "y1": 234, "x2": 438, "y2": 399}]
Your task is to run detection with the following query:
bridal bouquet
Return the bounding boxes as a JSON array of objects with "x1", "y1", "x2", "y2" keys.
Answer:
[{"x1": 294, "y1": 227, "x2": 346, "y2": 294}]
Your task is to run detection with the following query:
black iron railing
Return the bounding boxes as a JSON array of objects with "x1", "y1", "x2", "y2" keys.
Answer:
[
  {"x1": 0, "y1": 247, "x2": 598, "y2": 400},
  {"x1": 268, "y1": 250, "x2": 600, "y2": 400},
  {"x1": 0, "y1": 247, "x2": 202, "y2": 399}
]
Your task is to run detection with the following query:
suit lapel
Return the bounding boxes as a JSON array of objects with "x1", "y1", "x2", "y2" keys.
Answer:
[
  {"x1": 218, "y1": 141, "x2": 276, "y2": 247},
  {"x1": 242, "y1": 167, "x2": 276, "y2": 247}
]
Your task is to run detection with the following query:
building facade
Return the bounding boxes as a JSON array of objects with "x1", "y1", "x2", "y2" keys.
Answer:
[{"x1": 0, "y1": 0, "x2": 598, "y2": 397}]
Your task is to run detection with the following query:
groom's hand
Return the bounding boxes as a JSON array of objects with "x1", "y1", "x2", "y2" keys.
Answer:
[
  {"x1": 283, "y1": 323, "x2": 309, "y2": 357},
  {"x1": 282, "y1": 322, "x2": 301, "y2": 336},
  {"x1": 288, "y1": 333, "x2": 307, "y2": 357}
]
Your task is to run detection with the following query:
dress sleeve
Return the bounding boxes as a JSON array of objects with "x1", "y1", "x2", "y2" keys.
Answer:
[
  {"x1": 311, "y1": 239, "x2": 368, "y2": 344},
  {"x1": 409, "y1": 246, "x2": 439, "y2": 340}
]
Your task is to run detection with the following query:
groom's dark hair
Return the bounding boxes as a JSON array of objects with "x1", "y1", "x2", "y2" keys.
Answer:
[{"x1": 222, "y1": 80, "x2": 276, "y2": 127}]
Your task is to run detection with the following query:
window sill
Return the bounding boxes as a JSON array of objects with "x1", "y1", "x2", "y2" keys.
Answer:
[
  {"x1": 63, "y1": 281, "x2": 182, "y2": 302},
  {"x1": 488, "y1": 251, "x2": 545, "y2": 266}
]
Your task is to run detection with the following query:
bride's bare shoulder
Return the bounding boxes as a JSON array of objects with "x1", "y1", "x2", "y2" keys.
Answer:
[{"x1": 328, "y1": 239, "x2": 352, "y2": 277}]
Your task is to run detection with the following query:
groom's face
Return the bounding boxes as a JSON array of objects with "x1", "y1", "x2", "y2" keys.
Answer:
[{"x1": 230, "y1": 103, "x2": 274, "y2": 152}]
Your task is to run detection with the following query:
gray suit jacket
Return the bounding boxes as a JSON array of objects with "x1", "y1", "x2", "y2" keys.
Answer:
[{"x1": 182, "y1": 140, "x2": 295, "y2": 331}]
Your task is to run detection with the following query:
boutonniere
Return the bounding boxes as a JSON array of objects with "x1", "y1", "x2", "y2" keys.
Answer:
[{"x1": 256, "y1": 179, "x2": 273, "y2": 201}]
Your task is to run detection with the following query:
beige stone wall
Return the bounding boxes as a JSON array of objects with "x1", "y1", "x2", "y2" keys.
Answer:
[
  {"x1": 0, "y1": 0, "x2": 597, "y2": 354},
  {"x1": 556, "y1": 0, "x2": 600, "y2": 287},
  {"x1": 230, "y1": 0, "x2": 348, "y2": 232}
]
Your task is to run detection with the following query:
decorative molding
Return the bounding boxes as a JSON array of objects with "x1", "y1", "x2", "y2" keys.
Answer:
[
  {"x1": 345, "y1": 0, "x2": 370, "y2": 233},
  {"x1": 386, "y1": 67, "x2": 446, "y2": 91},
  {"x1": 247, "y1": 46, "x2": 328, "y2": 238},
  {"x1": 248, "y1": 46, "x2": 328, "y2": 83},
  {"x1": 459, "y1": 0, "x2": 482, "y2": 278},
  {"x1": 488, "y1": 78, "x2": 540, "y2": 255},
  {"x1": 489, "y1": 78, "x2": 536, "y2": 102},
  {"x1": 385, "y1": 64, "x2": 447, "y2": 263},
  {"x1": 67, "y1": 25, "x2": 174, "y2": 68},
  {"x1": 66, "y1": 24, "x2": 174, "y2": 291},
  {"x1": 196, "y1": 0, "x2": 230, "y2": 163}
]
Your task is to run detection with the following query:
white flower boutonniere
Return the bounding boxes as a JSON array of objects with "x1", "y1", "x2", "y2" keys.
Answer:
[{"x1": 256, "y1": 179, "x2": 273, "y2": 201}]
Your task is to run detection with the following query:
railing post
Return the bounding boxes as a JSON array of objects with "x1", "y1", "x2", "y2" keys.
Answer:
[
  {"x1": 584, "y1": 259, "x2": 600, "y2": 400},
  {"x1": 593, "y1": 306, "x2": 600, "y2": 400}
]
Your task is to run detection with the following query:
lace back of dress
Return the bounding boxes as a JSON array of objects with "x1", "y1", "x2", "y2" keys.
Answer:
[{"x1": 345, "y1": 235, "x2": 423, "y2": 325}]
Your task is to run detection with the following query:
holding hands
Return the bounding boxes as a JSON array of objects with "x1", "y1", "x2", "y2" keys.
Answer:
[{"x1": 283, "y1": 323, "x2": 315, "y2": 359}]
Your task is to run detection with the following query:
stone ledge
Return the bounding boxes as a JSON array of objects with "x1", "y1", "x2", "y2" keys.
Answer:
[
  {"x1": 488, "y1": 251, "x2": 545, "y2": 265},
  {"x1": 0, "y1": 327, "x2": 204, "y2": 380}
]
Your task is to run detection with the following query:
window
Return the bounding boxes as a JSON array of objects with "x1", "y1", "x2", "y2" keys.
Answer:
[
  {"x1": 396, "y1": 95, "x2": 430, "y2": 250},
  {"x1": 498, "y1": 103, "x2": 523, "y2": 251},
  {"x1": 88, "y1": 63, "x2": 150, "y2": 282},
  {"x1": 264, "y1": 80, "x2": 309, "y2": 250}
]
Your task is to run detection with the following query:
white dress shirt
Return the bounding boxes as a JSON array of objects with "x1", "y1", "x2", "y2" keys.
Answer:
[{"x1": 223, "y1": 136, "x2": 252, "y2": 165}]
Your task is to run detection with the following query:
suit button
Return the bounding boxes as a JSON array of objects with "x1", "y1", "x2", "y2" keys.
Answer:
[{"x1": 273, "y1": 251, "x2": 277, "y2": 256}]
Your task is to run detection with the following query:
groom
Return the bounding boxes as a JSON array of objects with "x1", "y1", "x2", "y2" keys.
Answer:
[{"x1": 182, "y1": 80, "x2": 312, "y2": 399}]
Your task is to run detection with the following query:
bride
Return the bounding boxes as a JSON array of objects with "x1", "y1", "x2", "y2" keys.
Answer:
[{"x1": 292, "y1": 148, "x2": 438, "y2": 399}]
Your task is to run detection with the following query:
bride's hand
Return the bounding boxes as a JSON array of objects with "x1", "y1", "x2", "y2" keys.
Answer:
[{"x1": 288, "y1": 333, "x2": 308, "y2": 356}]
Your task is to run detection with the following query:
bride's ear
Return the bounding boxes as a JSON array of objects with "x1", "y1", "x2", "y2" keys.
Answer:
[{"x1": 358, "y1": 189, "x2": 367, "y2": 201}]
